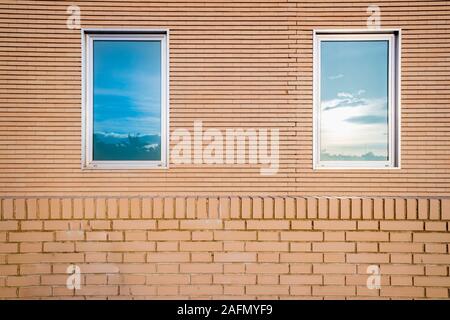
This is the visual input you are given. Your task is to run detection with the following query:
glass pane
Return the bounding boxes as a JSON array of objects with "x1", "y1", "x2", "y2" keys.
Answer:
[
  {"x1": 92, "y1": 40, "x2": 161, "y2": 161},
  {"x1": 320, "y1": 40, "x2": 389, "y2": 162}
]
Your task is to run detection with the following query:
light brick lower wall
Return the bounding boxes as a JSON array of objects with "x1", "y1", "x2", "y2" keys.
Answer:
[{"x1": 1, "y1": 196, "x2": 449, "y2": 299}]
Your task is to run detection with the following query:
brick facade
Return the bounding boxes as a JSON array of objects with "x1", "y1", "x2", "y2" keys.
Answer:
[
  {"x1": 1, "y1": 0, "x2": 450, "y2": 299},
  {"x1": 1, "y1": 196, "x2": 449, "y2": 299}
]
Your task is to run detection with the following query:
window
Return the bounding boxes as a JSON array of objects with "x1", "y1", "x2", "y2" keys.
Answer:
[
  {"x1": 313, "y1": 30, "x2": 400, "y2": 169},
  {"x1": 82, "y1": 30, "x2": 168, "y2": 169}
]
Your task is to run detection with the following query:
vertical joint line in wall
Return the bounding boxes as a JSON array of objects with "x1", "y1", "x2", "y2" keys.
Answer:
[{"x1": 58, "y1": 197, "x2": 62, "y2": 220}]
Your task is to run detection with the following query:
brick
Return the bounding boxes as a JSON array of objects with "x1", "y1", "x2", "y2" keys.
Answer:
[
  {"x1": 285, "y1": 197, "x2": 295, "y2": 219},
  {"x1": 157, "y1": 219, "x2": 178, "y2": 230},
  {"x1": 214, "y1": 274, "x2": 256, "y2": 284},
  {"x1": 246, "y1": 241, "x2": 288, "y2": 252},
  {"x1": 73, "y1": 198, "x2": 83, "y2": 219},
  {"x1": 26, "y1": 199, "x2": 37, "y2": 219},
  {"x1": 0, "y1": 243, "x2": 18, "y2": 253},
  {"x1": 274, "y1": 197, "x2": 285, "y2": 218},
  {"x1": 196, "y1": 198, "x2": 208, "y2": 219},
  {"x1": 113, "y1": 220, "x2": 156, "y2": 230},
  {"x1": 379, "y1": 242, "x2": 423, "y2": 253},
  {"x1": 281, "y1": 231, "x2": 323, "y2": 241},
  {"x1": 384, "y1": 199, "x2": 395, "y2": 219},
  {"x1": 413, "y1": 233, "x2": 450, "y2": 243},
  {"x1": 180, "y1": 241, "x2": 221, "y2": 251},
  {"x1": 19, "y1": 242, "x2": 41, "y2": 253},
  {"x1": 406, "y1": 199, "x2": 417, "y2": 219},
  {"x1": 307, "y1": 198, "x2": 317, "y2": 219},
  {"x1": 0, "y1": 265, "x2": 18, "y2": 276},
  {"x1": 20, "y1": 264, "x2": 51, "y2": 275},
  {"x1": 381, "y1": 265, "x2": 424, "y2": 275},
  {"x1": 147, "y1": 252, "x2": 189, "y2": 262},
  {"x1": 218, "y1": 197, "x2": 229, "y2": 219},
  {"x1": 246, "y1": 263, "x2": 289, "y2": 274},
  {"x1": 43, "y1": 242, "x2": 75, "y2": 252},
  {"x1": 252, "y1": 197, "x2": 263, "y2": 219},
  {"x1": 119, "y1": 198, "x2": 129, "y2": 218},
  {"x1": 180, "y1": 263, "x2": 222, "y2": 274},
  {"x1": 192, "y1": 231, "x2": 213, "y2": 241},
  {"x1": 247, "y1": 220, "x2": 289, "y2": 230},
  {"x1": 180, "y1": 285, "x2": 222, "y2": 295},
  {"x1": 147, "y1": 274, "x2": 189, "y2": 285},
  {"x1": 61, "y1": 198, "x2": 72, "y2": 219},
  {"x1": 257, "y1": 253, "x2": 279, "y2": 263},
  {"x1": 0, "y1": 221, "x2": 18, "y2": 231},
  {"x1": 246, "y1": 285, "x2": 288, "y2": 295},
  {"x1": 208, "y1": 197, "x2": 219, "y2": 219},
  {"x1": 76, "y1": 241, "x2": 155, "y2": 252},
  {"x1": 390, "y1": 232, "x2": 412, "y2": 242},
  {"x1": 351, "y1": 198, "x2": 361, "y2": 219},
  {"x1": 340, "y1": 199, "x2": 351, "y2": 219},
  {"x1": 290, "y1": 286, "x2": 312, "y2": 296},
  {"x1": 312, "y1": 242, "x2": 355, "y2": 252},
  {"x1": 430, "y1": 199, "x2": 440, "y2": 220},
  {"x1": 380, "y1": 287, "x2": 424, "y2": 298},
  {"x1": 380, "y1": 221, "x2": 423, "y2": 231},
  {"x1": 15, "y1": 199, "x2": 26, "y2": 219},
  {"x1": 280, "y1": 253, "x2": 323, "y2": 263},
  {"x1": 395, "y1": 198, "x2": 406, "y2": 220},
  {"x1": 426, "y1": 288, "x2": 449, "y2": 298},
  {"x1": 214, "y1": 230, "x2": 256, "y2": 240},
  {"x1": 95, "y1": 198, "x2": 106, "y2": 219},
  {"x1": 258, "y1": 231, "x2": 279, "y2": 241},
  {"x1": 130, "y1": 198, "x2": 141, "y2": 218},
  {"x1": 38, "y1": 199, "x2": 50, "y2": 219},
  {"x1": 180, "y1": 219, "x2": 222, "y2": 230},
  {"x1": 263, "y1": 197, "x2": 273, "y2": 219},
  {"x1": 329, "y1": 198, "x2": 339, "y2": 219},
  {"x1": 107, "y1": 198, "x2": 118, "y2": 219},
  {"x1": 314, "y1": 221, "x2": 356, "y2": 230},
  {"x1": 291, "y1": 220, "x2": 313, "y2": 230},
  {"x1": 142, "y1": 198, "x2": 152, "y2": 218},
  {"x1": 7, "y1": 275, "x2": 40, "y2": 287},
  {"x1": 441, "y1": 199, "x2": 450, "y2": 220},
  {"x1": 296, "y1": 197, "x2": 307, "y2": 219},
  {"x1": 214, "y1": 252, "x2": 256, "y2": 262},
  {"x1": 425, "y1": 221, "x2": 446, "y2": 231},
  {"x1": 44, "y1": 220, "x2": 70, "y2": 230},
  {"x1": 346, "y1": 253, "x2": 389, "y2": 263},
  {"x1": 357, "y1": 221, "x2": 379, "y2": 230},
  {"x1": 19, "y1": 287, "x2": 52, "y2": 298},
  {"x1": 280, "y1": 275, "x2": 322, "y2": 285},
  {"x1": 313, "y1": 264, "x2": 356, "y2": 274},
  {"x1": 323, "y1": 253, "x2": 345, "y2": 263},
  {"x1": 84, "y1": 198, "x2": 95, "y2": 219},
  {"x1": 9, "y1": 232, "x2": 53, "y2": 242},
  {"x1": 0, "y1": 288, "x2": 17, "y2": 298},
  {"x1": 373, "y1": 198, "x2": 384, "y2": 219},
  {"x1": 230, "y1": 197, "x2": 240, "y2": 218},
  {"x1": 313, "y1": 285, "x2": 355, "y2": 296},
  {"x1": 346, "y1": 231, "x2": 388, "y2": 242}
]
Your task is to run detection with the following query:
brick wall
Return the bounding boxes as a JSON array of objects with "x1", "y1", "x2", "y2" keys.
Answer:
[
  {"x1": 1, "y1": 0, "x2": 450, "y2": 300},
  {"x1": 1, "y1": 196, "x2": 449, "y2": 299},
  {"x1": 1, "y1": 0, "x2": 449, "y2": 196}
]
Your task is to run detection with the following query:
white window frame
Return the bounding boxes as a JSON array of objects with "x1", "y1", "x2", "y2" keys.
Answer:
[
  {"x1": 81, "y1": 29, "x2": 169, "y2": 169},
  {"x1": 313, "y1": 29, "x2": 401, "y2": 170}
]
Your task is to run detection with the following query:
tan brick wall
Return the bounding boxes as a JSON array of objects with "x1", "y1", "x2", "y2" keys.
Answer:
[
  {"x1": 0, "y1": 0, "x2": 449, "y2": 196},
  {"x1": 1, "y1": 196, "x2": 449, "y2": 299},
  {"x1": 1, "y1": 0, "x2": 449, "y2": 300}
]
